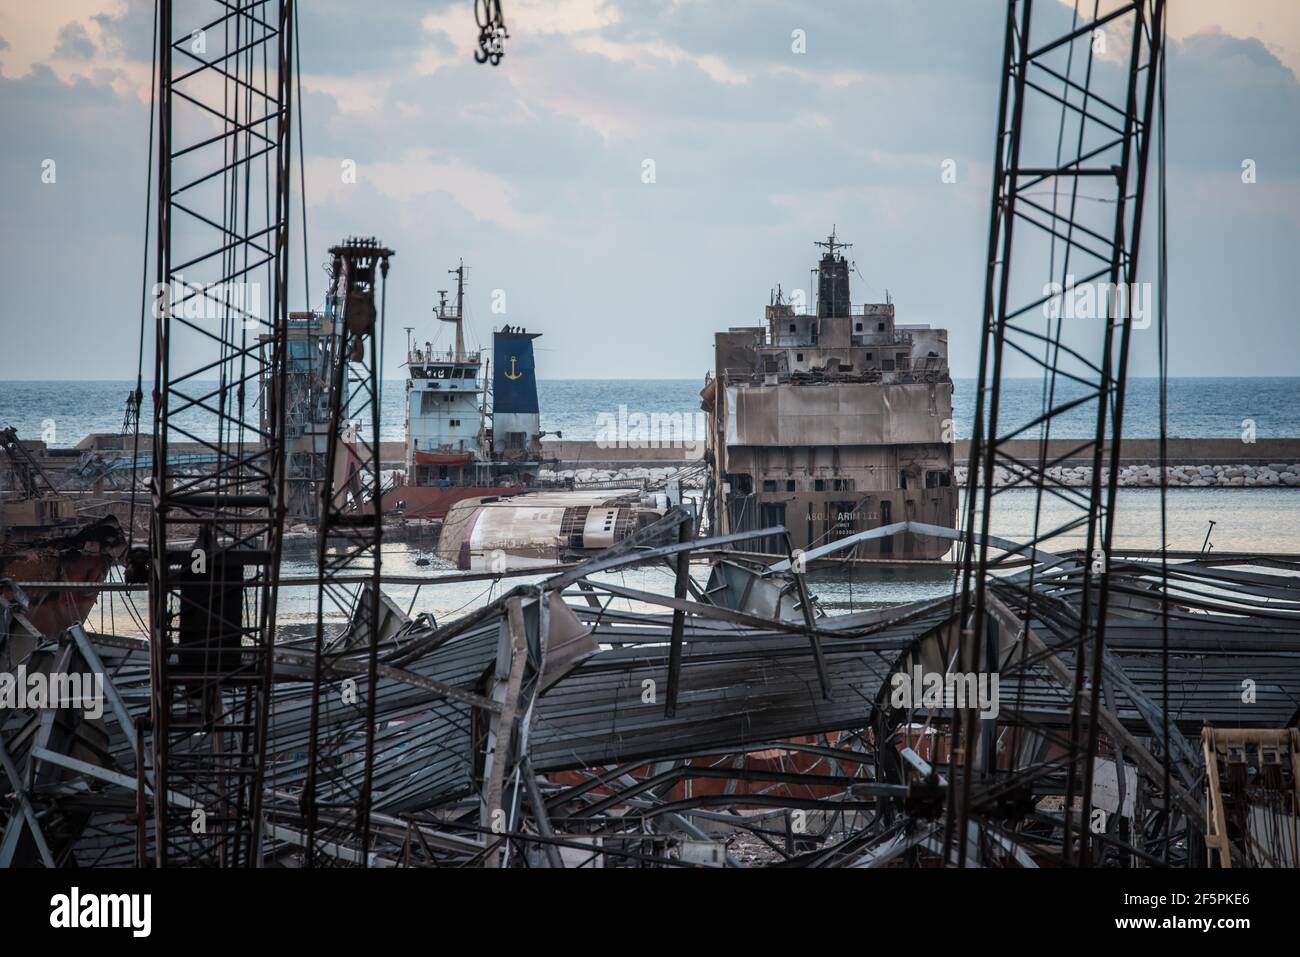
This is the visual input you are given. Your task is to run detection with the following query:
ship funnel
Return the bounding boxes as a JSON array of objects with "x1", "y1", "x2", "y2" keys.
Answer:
[{"x1": 493, "y1": 325, "x2": 542, "y2": 457}]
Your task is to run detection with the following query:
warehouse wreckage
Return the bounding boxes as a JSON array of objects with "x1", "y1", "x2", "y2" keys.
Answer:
[
  {"x1": 2, "y1": 506, "x2": 1297, "y2": 867},
  {"x1": 4, "y1": 0, "x2": 1298, "y2": 870}
]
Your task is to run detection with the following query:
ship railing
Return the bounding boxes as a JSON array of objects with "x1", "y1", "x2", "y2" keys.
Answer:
[
  {"x1": 766, "y1": 304, "x2": 897, "y2": 320},
  {"x1": 723, "y1": 368, "x2": 949, "y2": 388},
  {"x1": 408, "y1": 349, "x2": 482, "y2": 365}
]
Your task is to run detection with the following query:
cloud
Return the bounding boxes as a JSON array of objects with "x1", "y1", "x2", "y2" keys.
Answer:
[
  {"x1": 53, "y1": 22, "x2": 96, "y2": 60},
  {"x1": 0, "y1": 0, "x2": 1298, "y2": 382}
]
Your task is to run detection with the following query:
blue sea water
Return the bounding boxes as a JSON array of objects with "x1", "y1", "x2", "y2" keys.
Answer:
[{"x1": 2, "y1": 377, "x2": 1298, "y2": 447}]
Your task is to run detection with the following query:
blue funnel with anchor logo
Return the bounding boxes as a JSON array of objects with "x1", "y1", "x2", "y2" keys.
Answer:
[{"x1": 493, "y1": 325, "x2": 540, "y2": 414}]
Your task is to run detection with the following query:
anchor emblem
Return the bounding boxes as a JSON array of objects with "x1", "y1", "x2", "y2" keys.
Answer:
[{"x1": 504, "y1": 356, "x2": 523, "y2": 381}]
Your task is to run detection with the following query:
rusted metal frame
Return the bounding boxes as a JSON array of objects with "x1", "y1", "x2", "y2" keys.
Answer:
[
  {"x1": 1007, "y1": 5, "x2": 1112, "y2": 863},
  {"x1": 984, "y1": 589, "x2": 1207, "y2": 838},
  {"x1": 481, "y1": 596, "x2": 529, "y2": 868},
  {"x1": 449, "y1": 819, "x2": 696, "y2": 868},
  {"x1": 541, "y1": 739, "x2": 880, "y2": 818},
  {"x1": 784, "y1": 531, "x2": 830, "y2": 698},
  {"x1": 68, "y1": 624, "x2": 142, "y2": 767},
  {"x1": 503, "y1": 586, "x2": 552, "y2": 867},
  {"x1": 1009, "y1": 206, "x2": 1116, "y2": 265},
  {"x1": 147, "y1": 0, "x2": 292, "y2": 867},
  {"x1": 664, "y1": 516, "x2": 694, "y2": 717},
  {"x1": 135, "y1": 717, "x2": 149, "y2": 867},
  {"x1": 1029, "y1": 58, "x2": 1129, "y2": 119},
  {"x1": 302, "y1": 239, "x2": 389, "y2": 867},
  {"x1": 170, "y1": 146, "x2": 276, "y2": 199},
  {"x1": 171, "y1": 108, "x2": 280, "y2": 163},
  {"x1": 171, "y1": 28, "x2": 280, "y2": 90},
  {"x1": 520, "y1": 757, "x2": 563, "y2": 868},
  {"x1": 169, "y1": 85, "x2": 275, "y2": 148},
  {"x1": 28, "y1": 746, "x2": 202, "y2": 812},
  {"x1": 166, "y1": 337, "x2": 270, "y2": 395},
  {"x1": 272, "y1": 647, "x2": 499, "y2": 713},
  {"x1": 1026, "y1": 1, "x2": 1135, "y2": 59},
  {"x1": 1014, "y1": 192, "x2": 1119, "y2": 253},
  {"x1": 574, "y1": 578, "x2": 854, "y2": 644},
  {"x1": 0, "y1": 736, "x2": 57, "y2": 867},
  {"x1": 569, "y1": 766, "x2": 747, "y2": 866},
  {"x1": 573, "y1": 581, "x2": 603, "y2": 610},
  {"x1": 182, "y1": 0, "x2": 279, "y2": 43},
  {"x1": 627, "y1": 793, "x2": 881, "y2": 823},
  {"x1": 1076, "y1": 3, "x2": 1166, "y2": 867},
  {"x1": 568, "y1": 765, "x2": 887, "y2": 821},
  {"x1": 389, "y1": 521, "x2": 787, "y2": 666},
  {"x1": 948, "y1": 0, "x2": 1033, "y2": 866}
]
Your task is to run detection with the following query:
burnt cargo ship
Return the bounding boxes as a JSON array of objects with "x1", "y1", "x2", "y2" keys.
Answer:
[
  {"x1": 384, "y1": 262, "x2": 548, "y2": 519},
  {"x1": 702, "y1": 230, "x2": 956, "y2": 560}
]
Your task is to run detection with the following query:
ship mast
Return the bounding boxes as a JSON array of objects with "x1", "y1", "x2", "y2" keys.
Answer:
[{"x1": 439, "y1": 259, "x2": 467, "y2": 361}]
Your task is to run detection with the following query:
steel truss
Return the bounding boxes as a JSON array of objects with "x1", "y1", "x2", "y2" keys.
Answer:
[
  {"x1": 953, "y1": 0, "x2": 1167, "y2": 865},
  {"x1": 147, "y1": 0, "x2": 293, "y2": 866},
  {"x1": 300, "y1": 238, "x2": 392, "y2": 866}
]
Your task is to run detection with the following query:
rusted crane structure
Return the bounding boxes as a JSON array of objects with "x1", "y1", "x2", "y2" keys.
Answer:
[{"x1": 145, "y1": 0, "x2": 293, "y2": 866}]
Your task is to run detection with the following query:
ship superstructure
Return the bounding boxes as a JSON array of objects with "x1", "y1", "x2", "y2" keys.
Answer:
[
  {"x1": 405, "y1": 263, "x2": 484, "y2": 486},
  {"x1": 395, "y1": 263, "x2": 548, "y2": 520},
  {"x1": 703, "y1": 230, "x2": 956, "y2": 559}
]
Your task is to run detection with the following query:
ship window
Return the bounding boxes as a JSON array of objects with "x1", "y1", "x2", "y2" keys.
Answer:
[
  {"x1": 855, "y1": 322, "x2": 863, "y2": 332},
  {"x1": 449, "y1": 419, "x2": 461, "y2": 427},
  {"x1": 786, "y1": 480, "x2": 796, "y2": 491},
  {"x1": 925, "y1": 469, "x2": 952, "y2": 488},
  {"x1": 882, "y1": 359, "x2": 895, "y2": 371},
  {"x1": 762, "y1": 480, "x2": 777, "y2": 492},
  {"x1": 899, "y1": 470, "x2": 909, "y2": 489},
  {"x1": 796, "y1": 353, "x2": 804, "y2": 362},
  {"x1": 865, "y1": 353, "x2": 873, "y2": 361},
  {"x1": 814, "y1": 479, "x2": 826, "y2": 492},
  {"x1": 833, "y1": 478, "x2": 855, "y2": 492},
  {"x1": 789, "y1": 323, "x2": 796, "y2": 332},
  {"x1": 877, "y1": 322, "x2": 885, "y2": 332}
]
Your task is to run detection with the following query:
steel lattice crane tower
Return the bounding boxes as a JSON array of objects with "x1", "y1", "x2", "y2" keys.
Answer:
[
  {"x1": 949, "y1": 0, "x2": 1167, "y2": 865},
  {"x1": 299, "y1": 238, "x2": 391, "y2": 867},
  {"x1": 146, "y1": 0, "x2": 294, "y2": 867}
]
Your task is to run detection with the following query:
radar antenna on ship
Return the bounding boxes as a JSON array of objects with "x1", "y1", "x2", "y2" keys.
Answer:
[
  {"x1": 438, "y1": 259, "x2": 468, "y2": 361},
  {"x1": 814, "y1": 224, "x2": 852, "y2": 260}
]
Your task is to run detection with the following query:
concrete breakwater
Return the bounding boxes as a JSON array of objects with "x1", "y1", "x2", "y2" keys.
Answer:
[
  {"x1": 538, "y1": 438, "x2": 1300, "y2": 490},
  {"x1": 543, "y1": 462, "x2": 1300, "y2": 490},
  {"x1": 954, "y1": 462, "x2": 1300, "y2": 488},
  {"x1": 540, "y1": 466, "x2": 706, "y2": 488}
]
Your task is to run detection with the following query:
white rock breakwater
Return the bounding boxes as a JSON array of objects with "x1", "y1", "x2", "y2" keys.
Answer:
[
  {"x1": 540, "y1": 463, "x2": 1300, "y2": 490},
  {"x1": 952, "y1": 463, "x2": 1300, "y2": 488},
  {"x1": 540, "y1": 466, "x2": 706, "y2": 488}
]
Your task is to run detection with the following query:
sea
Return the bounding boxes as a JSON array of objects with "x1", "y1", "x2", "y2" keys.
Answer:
[
  {"x1": 4, "y1": 376, "x2": 1298, "y2": 632},
  {"x1": 3, "y1": 377, "x2": 1300, "y2": 446}
]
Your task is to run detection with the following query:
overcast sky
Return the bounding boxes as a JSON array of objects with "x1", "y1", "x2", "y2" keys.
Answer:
[{"x1": 1, "y1": 0, "x2": 1297, "y2": 382}]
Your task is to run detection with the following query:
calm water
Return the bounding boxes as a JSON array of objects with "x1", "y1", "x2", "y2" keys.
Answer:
[
  {"x1": 3, "y1": 377, "x2": 1299, "y2": 446},
  {"x1": 85, "y1": 487, "x2": 1299, "y2": 639},
  {"x1": 8, "y1": 375, "x2": 1297, "y2": 634}
]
